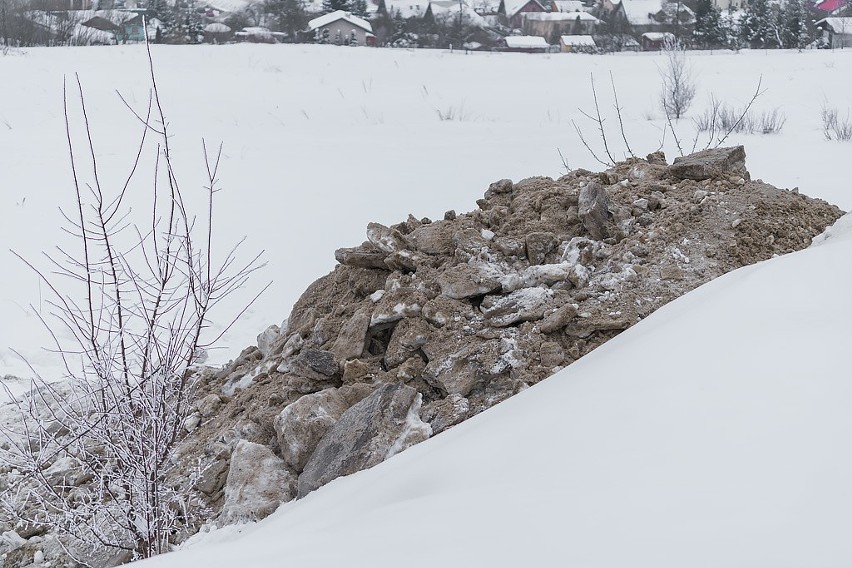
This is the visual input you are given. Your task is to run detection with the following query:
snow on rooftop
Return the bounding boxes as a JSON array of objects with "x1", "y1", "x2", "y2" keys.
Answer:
[
  {"x1": 204, "y1": 0, "x2": 259, "y2": 12},
  {"x1": 504, "y1": 34, "x2": 549, "y2": 47},
  {"x1": 816, "y1": 16, "x2": 852, "y2": 31},
  {"x1": 502, "y1": 0, "x2": 544, "y2": 17},
  {"x1": 524, "y1": 10, "x2": 598, "y2": 20},
  {"x1": 204, "y1": 22, "x2": 232, "y2": 32},
  {"x1": 308, "y1": 10, "x2": 373, "y2": 32},
  {"x1": 642, "y1": 31, "x2": 674, "y2": 40},
  {"x1": 560, "y1": 34, "x2": 596, "y2": 45},
  {"x1": 552, "y1": 0, "x2": 585, "y2": 11},
  {"x1": 383, "y1": 0, "x2": 429, "y2": 18},
  {"x1": 429, "y1": 0, "x2": 489, "y2": 27},
  {"x1": 618, "y1": 0, "x2": 663, "y2": 25}
]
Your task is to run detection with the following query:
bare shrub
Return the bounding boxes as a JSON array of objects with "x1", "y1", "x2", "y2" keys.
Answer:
[
  {"x1": 756, "y1": 108, "x2": 786, "y2": 134},
  {"x1": 694, "y1": 99, "x2": 784, "y2": 136},
  {"x1": 435, "y1": 103, "x2": 472, "y2": 121},
  {"x1": 658, "y1": 39, "x2": 696, "y2": 120},
  {"x1": 571, "y1": 73, "x2": 638, "y2": 167},
  {"x1": 821, "y1": 105, "x2": 852, "y2": 141},
  {"x1": 0, "y1": 44, "x2": 265, "y2": 562}
]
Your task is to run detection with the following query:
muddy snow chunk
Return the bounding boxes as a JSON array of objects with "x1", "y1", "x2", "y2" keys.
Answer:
[
  {"x1": 421, "y1": 394, "x2": 470, "y2": 435},
  {"x1": 297, "y1": 383, "x2": 431, "y2": 498},
  {"x1": 334, "y1": 244, "x2": 388, "y2": 269},
  {"x1": 669, "y1": 146, "x2": 748, "y2": 181},
  {"x1": 438, "y1": 262, "x2": 502, "y2": 300},
  {"x1": 486, "y1": 178, "x2": 514, "y2": 195},
  {"x1": 330, "y1": 307, "x2": 371, "y2": 361},
  {"x1": 221, "y1": 440, "x2": 296, "y2": 521},
  {"x1": 293, "y1": 349, "x2": 338, "y2": 379},
  {"x1": 370, "y1": 291, "x2": 426, "y2": 326},
  {"x1": 578, "y1": 182, "x2": 615, "y2": 241},
  {"x1": 274, "y1": 388, "x2": 350, "y2": 472},
  {"x1": 538, "y1": 302, "x2": 579, "y2": 334},
  {"x1": 539, "y1": 341, "x2": 565, "y2": 368},
  {"x1": 256, "y1": 324, "x2": 280, "y2": 357},
  {"x1": 525, "y1": 232, "x2": 558, "y2": 265},
  {"x1": 366, "y1": 222, "x2": 407, "y2": 254},
  {"x1": 480, "y1": 287, "x2": 554, "y2": 327},
  {"x1": 422, "y1": 335, "x2": 511, "y2": 397},
  {"x1": 409, "y1": 220, "x2": 455, "y2": 255}
]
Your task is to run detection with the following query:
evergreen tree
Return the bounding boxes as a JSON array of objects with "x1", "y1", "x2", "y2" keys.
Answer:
[
  {"x1": 350, "y1": 0, "x2": 369, "y2": 17},
  {"x1": 693, "y1": 0, "x2": 724, "y2": 48},
  {"x1": 740, "y1": 0, "x2": 775, "y2": 47},
  {"x1": 781, "y1": 0, "x2": 810, "y2": 49},
  {"x1": 265, "y1": 0, "x2": 309, "y2": 41},
  {"x1": 322, "y1": 0, "x2": 351, "y2": 13},
  {"x1": 721, "y1": 4, "x2": 742, "y2": 50},
  {"x1": 149, "y1": 0, "x2": 178, "y2": 42},
  {"x1": 371, "y1": 0, "x2": 394, "y2": 44}
]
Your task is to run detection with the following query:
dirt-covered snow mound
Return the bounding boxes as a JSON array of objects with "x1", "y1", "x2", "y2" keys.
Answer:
[{"x1": 169, "y1": 146, "x2": 842, "y2": 526}]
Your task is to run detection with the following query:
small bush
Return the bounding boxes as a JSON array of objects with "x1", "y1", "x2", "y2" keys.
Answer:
[
  {"x1": 659, "y1": 39, "x2": 696, "y2": 120},
  {"x1": 757, "y1": 108, "x2": 786, "y2": 135},
  {"x1": 694, "y1": 98, "x2": 785, "y2": 136},
  {"x1": 435, "y1": 104, "x2": 472, "y2": 122},
  {"x1": 821, "y1": 105, "x2": 852, "y2": 141}
]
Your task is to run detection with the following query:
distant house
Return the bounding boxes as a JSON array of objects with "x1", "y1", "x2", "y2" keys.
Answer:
[
  {"x1": 203, "y1": 22, "x2": 232, "y2": 43},
  {"x1": 815, "y1": 17, "x2": 852, "y2": 47},
  {"x1": 471, "y1": 0, "x2": 503, "y2": 14},
  {"x1": 80, "y1": 11, "x2": 144, "y2": 43},
  {"x1": 498, "y1": 0, "x2": 546, "y2": 28},
  {"x1": 560, "y1": 33, "x2": 596, "y2": 51},
  {"x1": 500, "y1": 34, "x2": 549, "y2": 51},
  {"x1": 523, "y1": 10, "x2": 598, "y2": 38},
  {"x1": 383, "y1": 0, "x2": 429, "y2": 18},
  {"x1": 309, "y1": 10, "x2": 375, "y2": 45},
  {"x1": 550, "y1": 0, "x2": 586, "y2": 12},
  {"x1": 640, "y1": 30, "x2": 673, "y2": 49},
  {"x1": 36, "y1": 0, "x2": 93, "y2": 10},
  {"x1": 605, "y1": 0, "x2": 694, "y2": 36},
  {"x1": 815, "y1": 0, "x2": 847, "y2": 12},
  {"x1": 234, "y1": 26, "x2": 289, "y2": 42}
]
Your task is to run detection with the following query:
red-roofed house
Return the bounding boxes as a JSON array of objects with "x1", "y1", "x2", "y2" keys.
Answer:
[
  {"x1": 816, "y1": 0, "x2": 847, "y2": 12},
  {"x1": 498, "y1": 0, "x2": 547, "y2": 27}
]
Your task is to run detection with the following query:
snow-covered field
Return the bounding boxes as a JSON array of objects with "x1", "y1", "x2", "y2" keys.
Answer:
[
  {"x1": 2, "y1": 43, "x2": 851, "y2": 568},
  {"x1": 1, "y1": 44, "x2": 850, "y2": 382}
]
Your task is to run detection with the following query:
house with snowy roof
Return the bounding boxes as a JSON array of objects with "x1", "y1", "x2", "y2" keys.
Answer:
[
  {"x1": 80, "y1": 10, "x2": 145, "y2": 42},
  {"x1": 603, "y1": 0, "x2": 694, "y2": 36},
  {"x1": 523, "y1": 10, "x2": 598, "y2": 39},
  {"x1": 815, "y1": 0, "x2": 848, "y2": 13},
  {"x1": 500, "y1": 33, "x2": 550, "y2": 50},
  {"x1": 559, "y1": 33, "x2": 596, "y2": 51},
  {"x1": 382, "y1": 0, "x2": 430, "y2": 18},
  {"x1": 815, "y1": 17, "x2": 852, "y2": 47},
  {"x1": 640, "y1": 30, "x2": 673, "y2": 49},
  {"x1": 550, "y1": 0, "x2": 586, "y2": 12},
  {"x1": 498, "y1": 0, "x2": 546, "y2": 28},
  {"x1": 308, "y1": 10, "x2": 375, "y2": 45}
]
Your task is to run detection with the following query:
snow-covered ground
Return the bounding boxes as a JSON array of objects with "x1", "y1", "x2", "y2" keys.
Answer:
[
  {"x1": 1, "y1": 44, "x2": 850, "y2": 383},
  {"x1": 2, "y1": 43, "x2": 851, "y2": 568}
]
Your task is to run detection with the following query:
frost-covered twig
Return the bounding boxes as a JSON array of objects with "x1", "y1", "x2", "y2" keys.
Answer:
[{"x1": 0, "y1": 37, "x2": 263, "y2": 563}]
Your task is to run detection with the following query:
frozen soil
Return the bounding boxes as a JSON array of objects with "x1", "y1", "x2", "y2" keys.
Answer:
[{"x1": 173, "y1": 146, "x2": 843, "y2": 518}]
